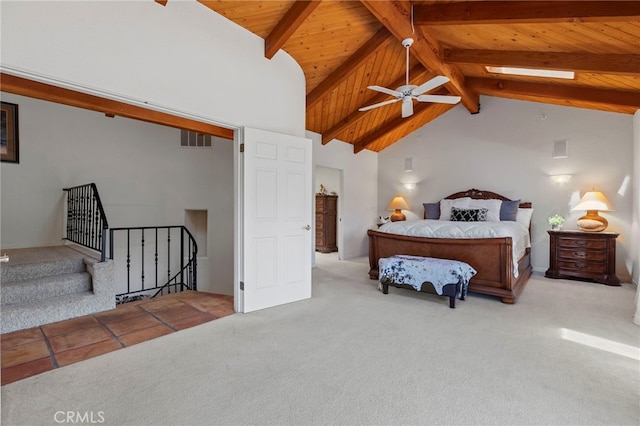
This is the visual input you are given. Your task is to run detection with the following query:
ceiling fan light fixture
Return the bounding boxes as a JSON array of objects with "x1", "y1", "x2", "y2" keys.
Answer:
[
  {"x1": 486, "y1": 66, "x2": 575, "y2": 80},
  {"x1": 358, "y1": 39, "x2": 461, "y2": 118}
]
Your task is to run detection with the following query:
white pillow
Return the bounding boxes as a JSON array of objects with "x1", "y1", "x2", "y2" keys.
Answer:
[
  {"x1": 516, "y1": 208, "x2": 534, "y2": 228},
  {"x1": 440, "y1": 197, "x2": 472, "y2": 221},
  {"x1": 466, "y1": 199, "x2": 502, "y2": 222}
]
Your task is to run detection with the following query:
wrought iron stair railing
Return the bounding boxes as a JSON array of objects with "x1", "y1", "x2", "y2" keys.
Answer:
[
  {"x1": 109, "y1": 226, "x2": 198, "y2": 304},
  {"x1": 63, "y1": 183, "x2": 109, "y2": 261}
]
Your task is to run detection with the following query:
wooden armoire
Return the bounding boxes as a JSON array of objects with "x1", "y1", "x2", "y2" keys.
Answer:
[{"x1": 315, "y1": 194, "x2": 338, "y2": 253}]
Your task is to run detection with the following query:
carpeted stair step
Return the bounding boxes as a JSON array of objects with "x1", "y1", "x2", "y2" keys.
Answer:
[
  {"x1": 1, "y1": 272, "x2": 92, "y2": 306},
  {"x1": 1, "y1": 246, "x2": 87, "y2": 282},
  {"x1": 1, "y1": 292, "x2": 115, "y2": 334}
]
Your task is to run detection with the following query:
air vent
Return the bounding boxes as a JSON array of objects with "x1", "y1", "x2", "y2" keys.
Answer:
[{"x1": 180, "y1": 130, "x2": 212, "y2": 148}]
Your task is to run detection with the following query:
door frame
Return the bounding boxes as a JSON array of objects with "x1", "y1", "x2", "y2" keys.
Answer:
[
  {"x1": 233, "y1": 128, "x2": 244, "y2": 313},
  {"x1": 313, "y1": 165, "x2": 344, "y2": 263}
]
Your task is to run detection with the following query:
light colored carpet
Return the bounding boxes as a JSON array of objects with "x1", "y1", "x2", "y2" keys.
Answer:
[{"x1": 2, "y1": 254, "x2": 639, "y2": 426}]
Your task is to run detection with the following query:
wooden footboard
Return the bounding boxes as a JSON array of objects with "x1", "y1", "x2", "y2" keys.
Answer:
[{"x1": 368, "y1": 229, "x2": 532, "y2": 304}]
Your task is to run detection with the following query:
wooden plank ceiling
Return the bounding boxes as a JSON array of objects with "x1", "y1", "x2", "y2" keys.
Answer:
[{"x1": 200, "y1": 1, "x2": 640, "y2": 153}]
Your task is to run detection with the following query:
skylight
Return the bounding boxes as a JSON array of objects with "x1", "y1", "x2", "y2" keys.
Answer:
[{"x1": 486, "y1": 66, "x2": 575, "y2": 79}]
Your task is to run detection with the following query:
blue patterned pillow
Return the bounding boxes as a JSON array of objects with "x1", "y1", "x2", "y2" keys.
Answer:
[
  {"x1": 451, "y1": 207, "x2": 488, "y2": 222},
  {"x1": 500, "y1": 199, "x2": 520, "y2": 221}
]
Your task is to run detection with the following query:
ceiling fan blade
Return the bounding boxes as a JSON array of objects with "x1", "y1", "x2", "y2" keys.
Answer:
[
  {"x1": 401, "y1": 99, "x2": 413, "y2": 118},
  {"x1": 416, "y1": 94, "x2": 462, "y2": 104},
  {"x1": 411, "y1": 76, "x2": 450, "y2": 96},
  {"x1": 358, "y1": 98, "x2": 401, "y2": 112},
  {"x1": 367, "y1": 85, "x2": 403, "y2": 98}
]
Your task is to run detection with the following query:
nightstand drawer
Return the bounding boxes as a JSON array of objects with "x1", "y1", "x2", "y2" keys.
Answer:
[
  {"x1": 557, "y1": 248, "x2": 607, "y2": 261},
  {"x1": 557, "y1": 238, "x2": 606, "y2": 250},
  {"x1": 558, "y1": 260, "x2": 606, "y2": 274}
]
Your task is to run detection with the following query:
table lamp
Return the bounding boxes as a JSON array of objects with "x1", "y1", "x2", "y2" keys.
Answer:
[
  {"x1": 388, "y1": 196, "x2": 409, "y2": 222},
  {"x1": 571, "y1": 190, "x2": 614, "y2": 232}
]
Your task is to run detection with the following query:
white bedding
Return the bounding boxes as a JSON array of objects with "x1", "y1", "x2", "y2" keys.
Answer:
[{"x1": 377, "y1": 219, "x2": 531, "y2": 277}]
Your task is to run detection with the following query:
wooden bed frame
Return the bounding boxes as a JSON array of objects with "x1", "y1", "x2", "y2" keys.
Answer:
[{"x1": 368, "y1": 189, "x2": 532, "y2": 304}]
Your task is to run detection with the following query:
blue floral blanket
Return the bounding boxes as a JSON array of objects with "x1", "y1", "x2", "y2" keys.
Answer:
[{"x1": 378, "y1": 255, "x2": 477, "y2": 297}]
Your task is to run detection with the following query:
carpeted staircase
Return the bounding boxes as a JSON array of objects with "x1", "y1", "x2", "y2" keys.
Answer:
[{"x1": 0, "y1": 245, "x2": 115, "y2": 333}]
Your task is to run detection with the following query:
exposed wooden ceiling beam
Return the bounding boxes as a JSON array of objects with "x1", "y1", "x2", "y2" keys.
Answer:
[
  {"x1": 0, "y1": 73, "x2": 234, "y2": 140},
  {"x1": 306, "y1": 26, "x2": 394, "y2": 109},
  {"x1": 360, "y1": 0, "x2": 479, "y2": 114},
  {"x1": 467, "y1": 77, "x2": 640, "y2": 114},
  {"x1": 352, "y1": 102, "x2": 452, "y2": 153},
  {"x1": 321, "y1": 65, "x2": 431, "y2": 144},
  {"x1": 265, "y1": 1, "x2": 322, "y2": 59},
  {"x1": 445, "y1": 49, "x2": 640, "y2": 76},
  {"x1": 413, "y1": 1, "x2": 640, "y2": 25}
]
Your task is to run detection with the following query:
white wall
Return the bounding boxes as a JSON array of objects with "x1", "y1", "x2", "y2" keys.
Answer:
[
  {"x1": 310, "y1": 132, "x2": 378, "y2": 260},
  {"x1": 378, "y1": 97, "x2": 634, "y2": 281},
  {"x1": 0, "y1": 93, "x2": 234, "y2": 295},
  {"x1": 0, "y1": 0, "x2": 306, "y2": 137},
  {"x1": 633, "y1": 111, "x2": 640, "y2": 286},
  {"x1": 0, "y1": 0, "x2": 308, "y2": 296},
  {"x1": 315, "y1": 166, "x2": 341, "y2": 196},
  {"x1": 632, "y1": 110, "x2": 639, "y2": 325}
]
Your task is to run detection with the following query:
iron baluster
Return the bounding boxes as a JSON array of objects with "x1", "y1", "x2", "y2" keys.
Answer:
[
  {"x1": 155, "y1": 228, "x2": 159, "y2": 290},
  {"x1": 167, "y1": 228, "x2": 171, "y2": 294},
  {"x1": 141, "y1": 229, "x2": 145, "y2": 291},
  {"x1": 126, "y1": 229, "x2": 131, "y2": 295},
  {"x1": 90, "y1": 192, "x2": 96, "y2": 250},
  {"x1": 180, "y1": 229, "x2": 185, "y2": 290}
]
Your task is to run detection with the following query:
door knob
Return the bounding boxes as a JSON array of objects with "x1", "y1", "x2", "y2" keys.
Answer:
[{"x1": 304, "y1": 225, "x2": 311, "y2": 230}]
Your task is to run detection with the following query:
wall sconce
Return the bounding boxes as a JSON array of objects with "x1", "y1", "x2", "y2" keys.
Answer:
[
  {"x1": 550, "y1": 174, "x2": 572, "y2": 184},
  {"x1": 404, "y1": 158, "x2": 413, "y2": 172},
  {"x1": 403, "y1": 183, "x2": 416, "y2": 190}
]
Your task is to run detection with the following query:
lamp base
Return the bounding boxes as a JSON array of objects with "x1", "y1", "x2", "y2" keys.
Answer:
[
  {"x1": 576, "y1": 210, "x2": 608, "y2": 232},
  {"x1": 390, "y1": 209, "x2": 406, "y2": 222}
]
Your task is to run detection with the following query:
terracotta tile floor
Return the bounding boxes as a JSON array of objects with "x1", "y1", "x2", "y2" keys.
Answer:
[{"x1": 1, "y1": 291, "x2": 234, "y2": 385}]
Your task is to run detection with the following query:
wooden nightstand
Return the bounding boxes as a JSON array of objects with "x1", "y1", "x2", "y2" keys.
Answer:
[{"x1": 545, "y1": 230, "x2": 620, "y2": 286}]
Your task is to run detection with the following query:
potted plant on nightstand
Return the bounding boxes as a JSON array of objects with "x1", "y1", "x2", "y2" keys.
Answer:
[{"x1": 548, "y1": 214, "x2": 565, "y2": 230}]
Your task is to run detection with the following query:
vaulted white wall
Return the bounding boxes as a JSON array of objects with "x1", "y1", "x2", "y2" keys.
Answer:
[
  {"x1": 377, "y1": 97, "x2": 634, "y2": 282},
  {"x1": 0, "y1": 0, "x2": 305, "y2": 136},
  {"x1": 632, "y1": 110, "x2": 639, "y2": 325}
]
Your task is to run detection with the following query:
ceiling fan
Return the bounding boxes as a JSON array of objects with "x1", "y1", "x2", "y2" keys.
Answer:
[{"x1": 359, "y1": 38, "x2": 461, "y2": 118}]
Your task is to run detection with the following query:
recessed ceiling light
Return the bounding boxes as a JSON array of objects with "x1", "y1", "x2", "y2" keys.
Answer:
[{"x1": 486, "y1": 66, "x2": 575, "y2": 79}]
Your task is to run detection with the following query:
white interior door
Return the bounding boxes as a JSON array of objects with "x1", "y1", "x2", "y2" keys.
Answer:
[{"x1": 241, "y1": 127, "x2": 312, "y2": 312}]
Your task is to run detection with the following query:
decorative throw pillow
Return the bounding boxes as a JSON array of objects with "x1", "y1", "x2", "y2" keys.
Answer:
[
  {"x1": 423, "y1": 202, "x2": 440, "y2": 219},
  {"x1": 500, "y1": 199, "x2": 520, "y2": 221},
  {"x1": 466, "y1": 199, "x2": 502, "y2": 222},
  {"x1": 440, "y1": 197, "x2": 472, "y2": 221},
  {"x1": 450, "y1": 207, "x2": 488, "y2": 222}
]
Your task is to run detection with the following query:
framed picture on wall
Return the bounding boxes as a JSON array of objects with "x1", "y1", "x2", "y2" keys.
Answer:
[{"x1": 1, "y1": 101, "x2": 19, "y2": 163}]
